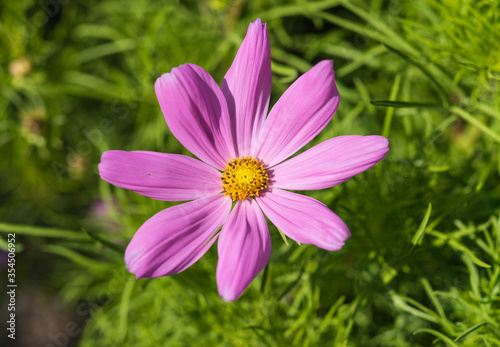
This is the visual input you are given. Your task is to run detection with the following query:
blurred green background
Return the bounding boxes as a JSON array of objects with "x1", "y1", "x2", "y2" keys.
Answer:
[{"x1": 1, "y1": 0, "x2": 500, "y2": 346}]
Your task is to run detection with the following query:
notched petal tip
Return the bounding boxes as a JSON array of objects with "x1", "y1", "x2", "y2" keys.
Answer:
[
  {"x1": 377, "y1": 135, "x2": 390, "y2": 149},
  {"x1": 154, "y1": 65, "x2": 187, "y2": 90},
  {"x1": 306, "y1": 60, "x2": 335, "y2": 79},
  {"x1": 220, "y1": 292, "x2": 238, "y2": 302},
  {"x1": 125, "y1": 246, "x2": 150, "y2": 279},
  {"x1": 126, "y1": 252, "x2": 164, "y2": 279},
  {"x1": 322, "y1": 224, "x2": 351, "y2": 252},
  {"x1": 249, "y1": 17, "x2": 265, "y2": 29},
  {"x1": 98, "y1": 150, "x2": 122, "y2": 181},
  {"x1": 317, "y1": 59, "x2": 334, "y2": 70},
  {"x1": 365, "y1": 135, "x2": 391, "y2": 158}
]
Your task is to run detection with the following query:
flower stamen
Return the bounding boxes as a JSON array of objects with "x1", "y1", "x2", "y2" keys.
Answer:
[{"x1": 221, "y1": 156, "x2": 268, "y2": 201}]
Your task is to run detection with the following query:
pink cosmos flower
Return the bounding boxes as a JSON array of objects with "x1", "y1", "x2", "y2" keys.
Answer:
[{"x1": 98, "y1": 19, "x2": 389, "y2": 301}]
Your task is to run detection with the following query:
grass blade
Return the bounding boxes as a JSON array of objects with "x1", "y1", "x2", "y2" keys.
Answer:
[
  {"x1": 381, "y1": 74, "x2": 401, "y2": 138},
  {"x1": 0, "y1": 222, "x2": 88, "y2": 241},
  {"x1": 414, "y1": 328, "x2": 459, "y2": 347},
  {"x1": 412, "y1": 203, "x2": 432, "y2": 245},
  {"x1": 371, "y1": 100, "x2": 443, "y2": 110}
]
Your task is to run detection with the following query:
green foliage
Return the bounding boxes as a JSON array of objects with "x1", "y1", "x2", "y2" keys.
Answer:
[{"x1": 1, "y1": 0, "x2": 499, "y2": 346}]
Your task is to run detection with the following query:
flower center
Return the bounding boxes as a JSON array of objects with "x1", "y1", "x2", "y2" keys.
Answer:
[{"x1": 221, "y1": 156, "x2": 268, "y2": 201}]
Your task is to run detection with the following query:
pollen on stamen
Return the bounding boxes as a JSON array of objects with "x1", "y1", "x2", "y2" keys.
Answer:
[{"x1": 220, "y1": 156, "x2": 268, "y2": 201}]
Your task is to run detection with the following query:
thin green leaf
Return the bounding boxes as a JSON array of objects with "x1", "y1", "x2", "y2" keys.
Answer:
[
  {"x1": 256, "y1": 0, "x2": 343, "y2": 20},
  {"x1": 278, "y1": 229, "x2": 289, "y2": 246},
  {"x1": 117, "y1": 276, "x2": 135, "y2": 344},
  {"x1": 411, "y1": 203, "x2": 432, "y2": 245},
  {"x1": 381, "y1": 74, "x2": 401, "y2": 138},
  {"x1": 420, "y1": 278, "x2": 455, "y2": 334},
  {"x1": 454, "y1": 322, "x2": 488, "y2": 342},
  {"x1": 260, "y1": 262, "x2": 270, "y2": 293},
  {"x1": 75, "y1": 39, "x2": 136, "y2": 64},
  {"x1": 0, "y1": 222, "x2": 88, "y2": 241},
  {"x1": 414, "y1": 328, "x2": 459, "y2": 347},
  {"x1": 391, "y1": 293, "x2": 440, "y2": 323},
  {"x1": 42, "y1": 245, "x2": 107, "y2": 271},
  {"x1": 451, "y1": 106, "x2": 500, "y2": 143},
  {"x1": 85, "y1": 229, "x2": 125, "y2": 254},
  {"x1": 370, "y1": 100, "x2": 443, "y2": 109},
  {"x1": 383, "y1": 45, "x2": 448, "y2": 103},
  {"x1": 428, "y1": 230, "x2": 491, "y2": 268}
]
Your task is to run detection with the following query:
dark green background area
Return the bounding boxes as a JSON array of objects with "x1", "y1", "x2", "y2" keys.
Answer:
[{"x1": 1, "y1": 0, "x2": 499, "y2": 346}]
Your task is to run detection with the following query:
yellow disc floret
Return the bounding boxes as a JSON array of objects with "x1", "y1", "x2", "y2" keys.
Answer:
[{"x1": 221, "y1": 156, "x2": 268, "y2": 201}]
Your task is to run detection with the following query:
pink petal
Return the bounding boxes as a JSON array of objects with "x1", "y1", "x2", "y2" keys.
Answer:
[
  {"x1": 216, "y1": 199, "x2": 271, "y2": 301},
  {"x1": 221, "y1": 18, "x2": 272, "y2": 157},
  {"x1": 125, "y1": 194, "x2": 231, "y2": 278},
  {"x1": 255, "y1": 60, "x2": 339, "y2": 166},
  {"x1": 98, "y1": 150, "x2": 223, "y2": 201},
  {"x1": 155, "y1": 64, "x2": 236, "y2": 169},
  {"x1": 256, "y1": 189, "x2": 350, "y2": 251},
  {"x1": 271, "y1": 135, "x2": 389, "y2": 190}
]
